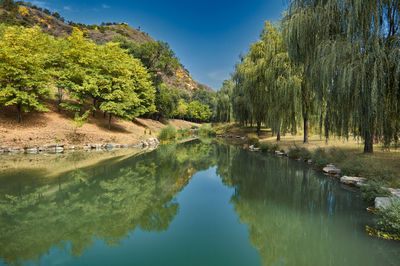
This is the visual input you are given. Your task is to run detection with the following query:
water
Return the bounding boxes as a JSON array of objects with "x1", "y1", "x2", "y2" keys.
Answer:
[{"x1": 0, "y1": 140, "x2": 399, "y2": 266}]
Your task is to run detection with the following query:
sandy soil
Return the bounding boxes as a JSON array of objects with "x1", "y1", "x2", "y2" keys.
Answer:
[{"x1": 0, "y1": 104, "x2": 199, "y2": 148}]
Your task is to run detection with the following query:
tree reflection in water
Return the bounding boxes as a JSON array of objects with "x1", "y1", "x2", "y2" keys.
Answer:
[
  {"x1": 0, "y1": 140, "x2": 399, "y2": 266},
  {"x1": 0, "y1": 141, "x2": 214, "y2": 265}
]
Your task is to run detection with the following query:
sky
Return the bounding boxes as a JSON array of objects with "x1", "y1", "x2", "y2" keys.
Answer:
[{"x1": 27, "y1": 0, "x2": 287, "y2": 90}]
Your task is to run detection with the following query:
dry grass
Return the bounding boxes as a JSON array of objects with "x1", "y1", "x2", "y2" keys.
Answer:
[
  {"x1": 0, "y1": 104, "x2": 199, "y2": 147},
  {"x1": 216, "y1": 124, "x2": 400, "y2": 187}
]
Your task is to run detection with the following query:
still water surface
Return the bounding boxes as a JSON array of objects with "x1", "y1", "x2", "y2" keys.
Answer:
[{"x1": 0, "y1": 140, "x2": 399, "y2": 265}]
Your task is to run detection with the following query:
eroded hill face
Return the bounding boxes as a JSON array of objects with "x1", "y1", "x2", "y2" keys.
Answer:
[{"x1": 0, "y1": 4, "x2": 213, "y2": 94}]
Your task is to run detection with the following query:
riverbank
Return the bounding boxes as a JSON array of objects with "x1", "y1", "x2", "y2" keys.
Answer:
[
  {"x1": 215, "y1": 124, "x2": 400, "y2": 188},
  {"x1": 0, "y1": 104, "x2": 199, "y2": 148}
]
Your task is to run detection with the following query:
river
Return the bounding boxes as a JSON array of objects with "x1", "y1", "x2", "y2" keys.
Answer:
[{"x1": 0, "y1": 139, "x2": 399, "y2": 265}]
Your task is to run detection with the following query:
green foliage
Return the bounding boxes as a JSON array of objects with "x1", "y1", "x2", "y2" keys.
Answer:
[
  {"x1": 69, "y1": 111, "x2": 90, "y2": 133},
  {"x1": 187, "y1": 101, "x2": 211, "y2": 122},
  {"x1": 377, "y1": 200, "x2": 400, "y2": 236},
  {"x1": 260, "y1": 142, "x2": 272, "y2": 153},
  {"x1": 288, "y1": 146, "x2": 301, "y2": 159},
  {"x1": 360, "y1": 181, "x2": 390, "y2": 203},
  {"x1": 339, "y1": 156, "x2": 396, "y2": 183},
  {"x1": 284, "y1": 0, "x2": 400, "y2": 152},
  {"x1": 173, "y1": 99, "x2": 189, "y2": 119},
  {"x1": 113, "y1": 36, "x2": 180, "y2": 86},
  {"x1": 198, "y1": 124, "x2": 216, "y2": 137},
  {"x1": 191, "y1": 88, "x2": 215, "y2": 111},
  {"x1": 270, "y1": 143, "x2": 280, "y2": 152},
  {"x1": 0, "y1": 0, "x2": 18, "y2": 11},
  {"x1": 341, "y1": 158, "x2": 368, "y2": 177},
  {"x1": 299, "y1": 147, "x2": 312, "y2": 160},
  {"x1": 0, "y1": 24, "x2": 157, "y2": 125},
  {"x1": 177, "y1": 128, "x2": 191, "y2": 138},
  {"x1": 215, "y1": 80, "x2": 233, "y2": 122},
  {"x1": 230, "y1": 22, "x2": 301, "y2": 135},
  {"x1": 248, "y1": 138, "x2": 260, "y2": 147},
  {"x1": 158, "y1": 125, "x2": 177, "y2": 141},
  {"x1": 288, "y1": 146, "x2": 311, "y2": 160},
  {"x1": 0, "y1": 25, "x2": 53, "y2": 122},
  {"x1": 312, "y1": 148, "x2": 329, "y2": 168}
]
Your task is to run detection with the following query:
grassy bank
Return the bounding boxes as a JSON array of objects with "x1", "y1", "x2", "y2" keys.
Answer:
[
  {"x1": 215, "y1": 124, "x2": 400, "y2": 188},
  {"x1": 158, "y1": 124, "x2": 216, "y2": 142}
]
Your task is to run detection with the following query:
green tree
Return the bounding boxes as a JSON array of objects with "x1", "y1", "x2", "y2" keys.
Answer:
[
  {"x1": 96, "y1": 42, "x2": 156, "y2": 129},
  {"x1": 215, "y1": 80, "x2": 233, "y2": 122},
  {"x1": 0, "y1": 25, "x2": 53, "y2": 123},
  {"x1": 58, "y1": 28, "x2": 100, "y2": 115},
  {"x1": 187, "y1": 101, "x2": 211, "y2": 122},
  {"x1": 113, "y1": 36, "x2": 180, "y2": 86},
  {"x1": 285, "y1": 0, "x2": 400, "y2": 152},
  {"x1": 258, "y1": 22, "x2": 302, "y2": 140},
  {"x1": 173, "y1": 99, "x2": 189, "y2": 119}
]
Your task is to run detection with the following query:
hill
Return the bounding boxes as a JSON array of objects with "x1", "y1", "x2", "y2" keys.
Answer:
[{"x1": 0, "y1": 1, "x2": 213, "y2": 95}]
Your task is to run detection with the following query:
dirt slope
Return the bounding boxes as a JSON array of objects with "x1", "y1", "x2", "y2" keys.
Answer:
[{"x1": 0, "y1": 105, "x2": 199, "y2": 147}]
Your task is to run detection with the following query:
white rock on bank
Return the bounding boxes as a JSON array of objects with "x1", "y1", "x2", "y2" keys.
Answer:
[
  {"x1": 375, "y1": 197, "x2": 398, "y2": 210},
  {"x1": 249, "y1": 145, "x2": 260, "y2": 152},
  {"x1": 388, "y1": 188, "x2": 400, "y2": 199},
  {"x1": 323, "y1": 164, "x2": 341, "y2": 175},
  {"x1": 340, "y1": 176, "x2": 367, "y2": 186}
]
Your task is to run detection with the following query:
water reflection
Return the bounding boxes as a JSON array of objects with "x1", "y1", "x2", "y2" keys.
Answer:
[
  {"x1": 0, "y1": 140, "x2": 399, "y2": 266},
  {"x1": 215, "y1": 144, "x2": 400, "y2": 266},
  {"x1": 0, "y1": 141, "x2": 214, "y2": 265}
]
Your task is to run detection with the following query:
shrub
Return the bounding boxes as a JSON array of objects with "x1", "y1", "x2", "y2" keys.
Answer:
[
  {"x1": 270, "y1": 143, "x2": 280, "y2": 152},
  {"x1": 360, "y1": 181, "x2": 390, "y2": 203},
  {"x1": 341, "y1": 157, "x2": 366, "y2": 177},
  {"x1": 289, "y1": 146, "x2": 311, "y2": 160},
  {"x1": 312, "y1": 148, "x2": 329, "y2": 168},
  {"x1": 377, "y1": 200, "x2": 400, "y2": 236},
  {"x1": 248, "y1": 138, "x2": 260, "y2": 147},
  {"x1": 158, "y1": 125, "x2": 176, "y2": 141},
  {"x1": 328, "y1": 147, "x2": 348, "y2": 163},
  {"x1": 199, "y1": 124, "x2": 216, "y2": 137},
  {"x1": 177, "y1": 128, "x2": 191, "y2": 138},
  {"x1": 288, "y1": 146, "x2": 300, "y2": 159},
  {"x1": 299, "y1": 147, "x2": 312, "y2": 160},
  {"x1": 191, "y1": 125, "x2": 199, "y2": 129},
  {"x1": 260, "y1": 142, "x2": 272, "y2": 153}
]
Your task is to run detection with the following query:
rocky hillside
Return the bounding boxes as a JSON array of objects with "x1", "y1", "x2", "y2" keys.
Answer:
[{"x1": 0, "y1": 3, "x2": 212, "y2": 94}]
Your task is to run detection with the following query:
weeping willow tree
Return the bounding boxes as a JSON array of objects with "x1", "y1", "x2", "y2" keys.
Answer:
[
  {"x1": 257, "y1": 22, "x2": 302, "y2": 140},
  {"x1": 237, "y1": 45, "x2": 271, "y2": 135},
  {"x1": 229, "y1": 22, "x2": 301, "y2": 137},
  {"x1": 287, "y1": 0, "x2": 400, "y2": 153},
  {"x1": 283, "y1": 0, "x2": 337, "y2": 143},
  {"x1": 231, "y1": 65, "x2": 253, "y2": 126},
  {"x1": 215, "y1": 79, "x2": 233, "y2": 122}
]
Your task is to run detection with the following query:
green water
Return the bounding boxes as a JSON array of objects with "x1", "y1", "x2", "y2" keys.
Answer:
[{"x1": 0, "y1": 140, "x2": 399, "y2": 266}]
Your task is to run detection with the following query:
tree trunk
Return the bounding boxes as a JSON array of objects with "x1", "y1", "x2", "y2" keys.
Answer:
[
  {"x1": 108, "y1": 113, "x2": 112, "y2": 130},
  {"x1": 17, "y1": 103, "x2": 22, "y2": 123},
  {"x1": 104, "y1": 112, "x2": 107, "y2": 118},
  {"x1": 277, "y1": 130, "x2": 281, "y2": 141},
  {"x1": 257, "y1": 121, "x2": 261, "y2": 136},
  {"x1": 303, "y1": 114, "x2": 309, "y2": 143},
  {"x1": 92, "y1": 98, "x2": 97, "y2": 117},
  {"x1": 364, "y1": 132, "x2": 374, "y2": 153},
  {"x1": 57, "y1": 87, "x2": 63, "y2": 113}
]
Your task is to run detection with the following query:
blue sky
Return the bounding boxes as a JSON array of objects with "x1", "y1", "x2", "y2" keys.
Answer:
[{"x1": 28, "y1": 0, "x2": 287, "y2": 90}]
